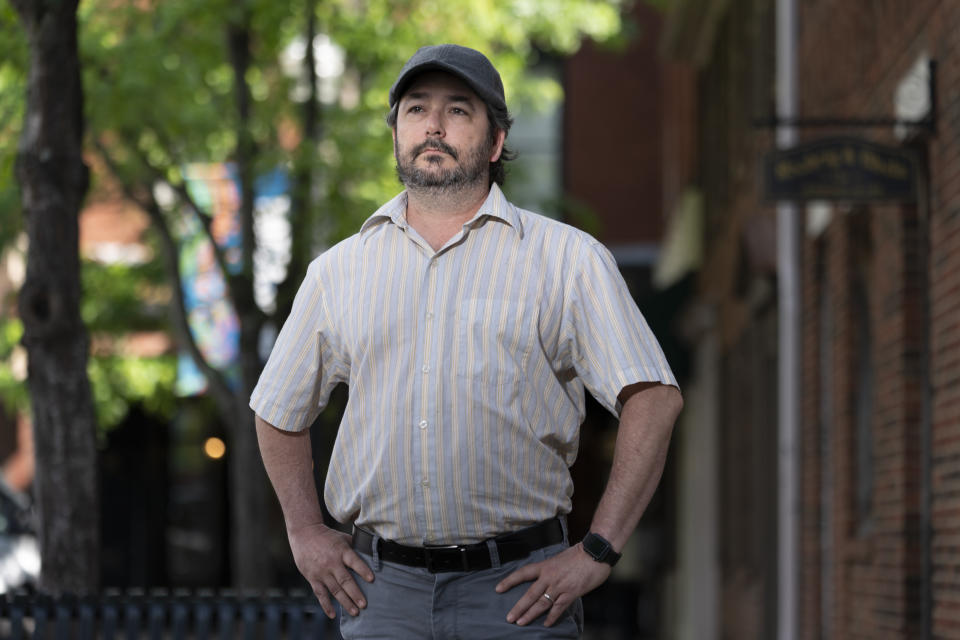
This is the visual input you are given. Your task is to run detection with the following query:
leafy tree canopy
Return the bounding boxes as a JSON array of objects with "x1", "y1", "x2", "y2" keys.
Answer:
[
  {"x1": 0, "y1": 0, "x2": 629, "y2": 428},
  {"x1": 0, "y1": 257, "x2": 176, "y2": 436}
]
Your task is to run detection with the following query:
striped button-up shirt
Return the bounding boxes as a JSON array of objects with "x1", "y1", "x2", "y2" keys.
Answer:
[{"x1": 250, "y1": 184, "x2": 677, "y2": 545}]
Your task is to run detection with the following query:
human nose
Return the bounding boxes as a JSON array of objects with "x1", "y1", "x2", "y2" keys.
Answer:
[{"x1": 424, "y1": 110, "x2": 444, "y2": 137}]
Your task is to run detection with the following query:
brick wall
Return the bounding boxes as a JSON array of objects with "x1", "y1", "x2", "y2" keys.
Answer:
[
  {"x1": 563, "y1": 2, "x2": 665, "y2": 246},
  {"x1": 800, "y1": 233, "x2": 825, "y2": 640},
  {"x1": 929, "y1": 3, "x2": 960, "y2": 637},
  {"x1": 664, "y1": 0, "x2": 960, "y2": 636},
  {"x1": 795, "y1": 0, "x2": 960, "y2": 638}
]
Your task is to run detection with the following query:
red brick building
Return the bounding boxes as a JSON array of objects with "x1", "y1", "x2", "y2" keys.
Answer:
[
  {"x1": 795, "y1": 2, "x2": 958, "y2": 638},
  {"x1": 659, "y1": 0, "x2": 960, "y2": 638}
]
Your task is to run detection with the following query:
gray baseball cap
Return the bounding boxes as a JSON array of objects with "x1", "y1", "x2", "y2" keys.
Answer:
[{"x1": 389, "y1": 44, "x2": 507, "y2": 114}]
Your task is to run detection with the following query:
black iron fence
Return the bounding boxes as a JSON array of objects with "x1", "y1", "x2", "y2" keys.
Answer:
[{"x1": 0, "y1": 590, "x2": 339, "y2": 639}]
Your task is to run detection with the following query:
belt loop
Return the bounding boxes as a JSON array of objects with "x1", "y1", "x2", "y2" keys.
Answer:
[
  {"x1": 371, "y1": 533, "x2": 383, "y2": 571},
  {"x1": 558, "y1": 516, "x2": 569, "y2": 544},
  {"x1": 485, "y1": 539, "x2": 501, "y2": 569}
]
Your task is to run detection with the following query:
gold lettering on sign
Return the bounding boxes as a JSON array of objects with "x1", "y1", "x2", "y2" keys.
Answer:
[
  {"x1": 776, "y1": 147, "x2": 910, "y2": 182},
  {"x1": 858, "y1": 149, "x2": 908, "y2": 180}
]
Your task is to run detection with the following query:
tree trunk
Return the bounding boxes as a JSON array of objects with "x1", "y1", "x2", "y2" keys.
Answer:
[
  {"x1": 11, "y1": 0, "x2": 99, "y2": 594},
  {"x1": 227, "y1": 8, "x2": 276, "y2": 588}
]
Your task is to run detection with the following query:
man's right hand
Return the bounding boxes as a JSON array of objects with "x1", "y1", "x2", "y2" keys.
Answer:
[{"x1": 288, "y1": 523, "x2": 375, "y2": 619}]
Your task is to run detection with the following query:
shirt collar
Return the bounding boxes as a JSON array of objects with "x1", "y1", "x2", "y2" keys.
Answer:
[
  {"x1": 359, "y1": 183, "x2": 524, "y2": 240},
  {"x1": 359, "y1": 189, "x2": 410, "y2": 235}
]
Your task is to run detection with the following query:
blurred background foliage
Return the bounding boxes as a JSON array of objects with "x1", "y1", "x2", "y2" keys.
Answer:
[{"x1": 0, "y1": 0, "x2": 629, "y2": 433}]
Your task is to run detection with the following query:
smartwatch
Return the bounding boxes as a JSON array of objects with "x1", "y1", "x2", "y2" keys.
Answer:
[{"x1": 581, "y1": 532, "x2": 621, "y2": 567}]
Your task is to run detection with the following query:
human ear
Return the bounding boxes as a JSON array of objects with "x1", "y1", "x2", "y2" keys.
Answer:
[{"x1": 489, "y1": 128, "x2": 506, "y2": 162}]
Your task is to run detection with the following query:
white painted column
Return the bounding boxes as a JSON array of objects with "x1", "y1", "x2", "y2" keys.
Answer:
[{"x1": 674, "y1": 330, "x2": 720, "y2": 640}]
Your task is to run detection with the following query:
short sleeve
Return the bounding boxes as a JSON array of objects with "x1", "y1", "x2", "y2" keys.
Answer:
[
  {"x1": 249, "y1": 258, "x2": 346, "y2": 430},
  {"x1": 560, "y1": 240, "x2": 678, "y2": 416}
]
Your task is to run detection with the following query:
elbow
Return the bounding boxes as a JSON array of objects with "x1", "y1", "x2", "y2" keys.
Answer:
[
  {"x1": 653, "y1": 385, "x2": 683, "y2": 435},
  {"x1": 667, "y1": 385, "x2": 684, "y2": 420}
]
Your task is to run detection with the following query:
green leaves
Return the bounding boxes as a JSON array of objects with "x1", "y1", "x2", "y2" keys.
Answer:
[
  {"x1": 5, "y1": 0, "x2": 629, "y2": 252},
  {"x1": 81, "y1": 259, "x2": 168, "y2": 334},
  {"x1": 88, "y1": 354, "x2": 176, "y2": 434},
  {"x1": 0, "y1": 5, "x2": 26, "y2": 248},
  {"x1": 0, "y1": 318, "x2": 27, "y2": 415},
  {"x1": 82, "y1": 257, "x2": 176, "y2": 432},
  {"x1": 1, "y1": 0, "x2": 629, "y2": 429}
]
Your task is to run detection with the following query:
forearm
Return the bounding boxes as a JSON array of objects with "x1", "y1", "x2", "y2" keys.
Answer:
[
  {"x1": 255, "y1": 414, "x2": 373, "y2": 617},
  {"x1": 587, "y1": 382, "x2": 682, "y2": 550},
  {"x1": 497, "y1": 383, "x2": 681, "y2": 626},
  {"x1": 255, "y1": 414, "x2": 325, "y2": 534}
]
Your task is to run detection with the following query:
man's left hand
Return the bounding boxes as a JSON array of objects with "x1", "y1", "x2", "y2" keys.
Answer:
[{"x1": 494, "y1": 543, "x2": 612, "y2": 627}]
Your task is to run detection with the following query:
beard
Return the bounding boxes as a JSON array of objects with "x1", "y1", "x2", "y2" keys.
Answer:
[{"x1": 395, "y1": 136, "x2": 491, "y2": 192}]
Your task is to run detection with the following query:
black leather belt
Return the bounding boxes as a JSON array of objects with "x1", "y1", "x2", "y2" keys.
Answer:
[{"x1": 351, "y1": 518, "x2": 564, "y2": 573}]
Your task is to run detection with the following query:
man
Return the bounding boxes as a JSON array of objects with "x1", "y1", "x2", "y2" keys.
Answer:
[{"x1": 251, "y1": 44, "x2": 682, "y2": 638}]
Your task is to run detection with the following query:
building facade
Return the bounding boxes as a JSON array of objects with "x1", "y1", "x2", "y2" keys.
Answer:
[
  {"x1": 795, "y1": 2, "x2": 957, "y2": 638},
  {"x1": 659, "y1": 0, "x2": 960, "y2": 638}
]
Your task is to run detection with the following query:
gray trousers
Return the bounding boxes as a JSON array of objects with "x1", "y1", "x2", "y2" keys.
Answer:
[{"x1": 339, "y1": 540, "x2": 584, "y2": 639}]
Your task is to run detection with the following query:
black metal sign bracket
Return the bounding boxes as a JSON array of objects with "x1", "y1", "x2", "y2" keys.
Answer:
[{"x1": 753, "y1": 60, "x2": 937, "y2": 135}]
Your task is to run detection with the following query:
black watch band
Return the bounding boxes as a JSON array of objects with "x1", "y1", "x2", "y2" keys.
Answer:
[{"x1": 581, "y1": 532, "x2": 621, "y2": 567}]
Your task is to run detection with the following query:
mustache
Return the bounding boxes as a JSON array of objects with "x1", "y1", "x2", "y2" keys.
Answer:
[{"x1": 412, "y1": 139, "x2": 458, "y2": 160}]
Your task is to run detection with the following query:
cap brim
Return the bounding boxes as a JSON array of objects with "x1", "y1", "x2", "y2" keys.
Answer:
[{"x1": 390, "y1": 62, "x2": 505, "y2": 112}]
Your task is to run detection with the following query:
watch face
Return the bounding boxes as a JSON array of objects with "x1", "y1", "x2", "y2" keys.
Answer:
[
  {"x1": 584, "y1": 533, "x2": 620, "y2": 566},
  {"x1": 585, "y1": 534, "x2": 608, "y2": 557}
]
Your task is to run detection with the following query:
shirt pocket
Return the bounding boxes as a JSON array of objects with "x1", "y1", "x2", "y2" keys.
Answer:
[{"x1": 453, "y1": 298, "x2": 535, "y2": 384}]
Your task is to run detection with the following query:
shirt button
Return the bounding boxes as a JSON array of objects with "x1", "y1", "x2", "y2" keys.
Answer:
[
  {"x1": 426, "y1": 311, "x2": 434, "y2": 319},
  {"x1": 421, "y1": 478, "x2": 430, "y2": 487},
  {"x1": 418, "y1": 419, "x2": 428, "y2": 429},
  {"x1": 421, "y1": 365, "x2": 430, "y2": 373}
]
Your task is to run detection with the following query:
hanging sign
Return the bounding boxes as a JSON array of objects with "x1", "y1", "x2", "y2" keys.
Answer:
[{"x1": 763, "y1": 137, "x2": 918, "y2": 202}]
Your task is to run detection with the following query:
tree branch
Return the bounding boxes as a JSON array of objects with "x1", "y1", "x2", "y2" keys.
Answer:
[
  {"x1": 86, "y1": 56, "x2": 245, "y2": 319},
  {"x1": 275, "y1": 0, "x2": 320, "y2": 323},
  {"x1": 163, "y1": 169, "x2": 240, "y2": 297},
  {"x1": 227, "y1": 6, "x2": 259, "y2": 296},
  {"x1": 123, "y1": 124, "x2": 243, "y2": 305},
  {"x1": 92, "y1": 137, "x2": 237, "y2": 416}
]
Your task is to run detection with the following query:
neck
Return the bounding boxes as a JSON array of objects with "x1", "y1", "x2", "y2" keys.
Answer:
[{"x1": 404, "y1": 181, "x2": 491, "y2": 249}]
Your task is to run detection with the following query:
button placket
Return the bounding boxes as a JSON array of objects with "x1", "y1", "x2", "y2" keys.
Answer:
[{"x1": 417, "y1": 256, "x2": 441, "y2": 531}]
